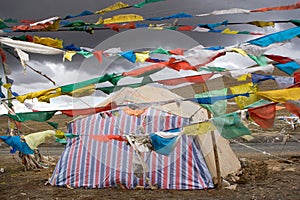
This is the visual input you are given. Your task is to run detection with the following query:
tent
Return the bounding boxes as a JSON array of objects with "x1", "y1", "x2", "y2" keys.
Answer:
[{"x1": 50, "y1": 85, "x2": 240, "y2": 189}]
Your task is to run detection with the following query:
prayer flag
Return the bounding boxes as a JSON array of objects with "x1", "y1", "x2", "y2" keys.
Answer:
[
  {"x1": 248, "y1": 103, "x2": 277, "y2": 129},
  {"x1": 212, "y1": 112, "x2": 251, "y2": 139}
]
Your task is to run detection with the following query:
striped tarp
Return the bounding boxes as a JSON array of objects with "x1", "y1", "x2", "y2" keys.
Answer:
[{"x1": 50, "y1": 107, "x2": 214, "y2": 189}]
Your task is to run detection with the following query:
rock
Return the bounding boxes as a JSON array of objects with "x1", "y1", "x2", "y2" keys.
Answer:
[{"x1": 225, "y1": 184, "x2": 237, "y2": 190}]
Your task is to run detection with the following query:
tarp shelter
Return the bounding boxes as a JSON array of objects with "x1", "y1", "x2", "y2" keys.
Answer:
[{"x1": 50, "y1": 85, "x2": 240, "y2": 189}]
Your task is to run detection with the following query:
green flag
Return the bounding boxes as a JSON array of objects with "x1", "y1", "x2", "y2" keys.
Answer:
[
  {"x1": 60, "y1": 73, "x2": 123, "y2": 93},
  {"x1": 244, "y1": 99, "x2": 270, "y2": 109},
  {"x1": 0, "y1": 20, "x2": 9, "y2": 29},
  {"x1": 195, "y1": 88, "x2": 227, "y2": 117},
  {"x1": 133, "y1": 0, "x2": 165, "y2": 8},
  {"x1": 290, "y1": 19, "x2": 300, "y2": 26},
  {"x1": 97, "y1": 81, "x2": 150, "y2": 94},
  {"x1": 4, "y1": 18, "x2": 18, "y2": 23},
  {"x1": 47, "y1": 121, "x2": 59, "y2": 129},
  {"x1": 150, "y1": 47, "x2": 170, "y2": 55},
  {"x1": 77, "y1": 50, "x2": 93, "y2": 58},
  {"x1": 248, "y1": 55, "x2": 268, "y2": 66},
  {"x1": 199, "y1": 66, "x2": 226, "y2": 72},
  {"x1": 55, "y1": 138, "x2": 67, "y2": 145},
  {"x1": 212, "y1": 112, "x2": 251, "y2": 139},
  {"x1": 5, "y1": 111, "x2": 57, "y2": 122}
]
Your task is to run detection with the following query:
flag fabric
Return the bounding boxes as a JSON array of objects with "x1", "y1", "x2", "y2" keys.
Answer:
[
  {"x1": 158, "y1": 73, "x2": 213, "y2": 86},
  {"x1": 294, "y1": 72, "x2": 300, "y2": 83},
  {"x1": 250, "y1": 1, "x2": 300, "y2": 12},
  {"x1": 134, "y1": 0, "x2": 165, "y2": 8},
  {"x1": 274, "y1": 76, "x2": 294, "y2": 89},
  {"x1": 247, "y1": 26, "x2": 300, "y2": 47},
  {"x1": 248, "y1": 103, "x2": 277, "y2": 129},
  {"x1": 0, "y1": 135, "x2": 34, "y2": 154},
  {"x1": 5, "y1": 111, "x2": 57, "y2": 122},
  {"x1": 212, "y1": 112, "x2": 251, "y2": 139},
  {"x1": 147, "y1": 12, "x2": 193, "y2": 21},
  {"x1": 102, "y1": 14, "x2": 144, "y2": 24},
  {"x1": 61, "y1": 102, "x2": 117, "y2": 117},
  {"x1": 251, "y1": 73, "x2": 275, "y2": 84},
  {"x1": 183, "y1": 122, "x2": 215, "y2": 135},
  {"x1": 95, "y1": 2, "x2": 130, "y2": 15},
  {"x1": 265, "y1": 54, "x2": 293, "y2": 64},
  {"x1": 275, "y1": 61, "x2": 300, "y2": 75},
  {"x1": 256, "y1": 88, "x2": 300, "y2": 103},
  {"x1": 284, "y1": 100, "x2": 300, "y2": 117},
  {"x1": 230, "y1": 83, "x2": 259, "y2": 109},
  {"x1": 120, "y1": 50, "x2": 136, "y2": 63},
  {"x1": 149, "y1": 129, "x2": 182, "y2": 156},
  {"x1": 64, "y1": 10, "x2": 94, "y2": 20},
  {"x1": 24, "y1": 130, "x2": 56, "y2": 150},
  {"x1": 229, "y1": 65, "x2": 274, "y2": 79},
  {"x1": 195, "y1": 88, "x2": 227, "y2": 117},
  {"x1": 122, "y1": 62, "x2": 167, "y2": 77}
]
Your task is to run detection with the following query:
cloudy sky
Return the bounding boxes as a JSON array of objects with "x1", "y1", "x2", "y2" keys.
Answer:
[{"x1": 0, "y1": 0, "x2": 299, "y2": 113}]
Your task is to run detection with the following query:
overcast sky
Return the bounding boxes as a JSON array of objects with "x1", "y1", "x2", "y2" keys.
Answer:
[{"x1": 0, "y1": 0, "x2": 299, "y2": 113}]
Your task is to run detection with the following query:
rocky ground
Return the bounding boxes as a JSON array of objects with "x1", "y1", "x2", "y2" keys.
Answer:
[{"x1": 0, "y1": 146, "x2": 299, "y2": 200}]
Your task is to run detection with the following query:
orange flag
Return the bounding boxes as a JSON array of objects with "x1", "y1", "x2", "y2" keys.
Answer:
[
  {"x1": 93, "y1": 50, "x2": 103, "y2": 64},
  {"x1": 251, "y1": 2, "x2": 300, "y2": 12},
  {"x1": 284, "y1": 100, "x2": 300, "y2": 117},
  {"x1": 248, "y1": 102, "x2": 277, "y2": 129}
]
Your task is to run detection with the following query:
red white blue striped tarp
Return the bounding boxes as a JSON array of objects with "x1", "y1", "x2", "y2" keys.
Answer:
[{"x1": 50, "y1": 107, "x2": 214, "y2": 189}]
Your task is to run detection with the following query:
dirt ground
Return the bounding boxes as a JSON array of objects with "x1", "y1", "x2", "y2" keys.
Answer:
[{"x1": 0, "y1": 142, "x2": 299, "y2": 200}]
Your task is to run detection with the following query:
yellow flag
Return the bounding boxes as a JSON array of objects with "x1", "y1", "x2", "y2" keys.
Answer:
[
  {"x1": 63, "y1": 51, "x2": 77, "y2": 61},
  {"x1": 183, "y1": 122, "x2": 215, "y2": 135},
  {"x1": 2, "y1": 83, "x2": 12, "y2": 90},
  {"x1": 135, "y1": 51, "x2": 149, "y2": 62},
  {"x1": 44, "y1": 19, "x2": 61, "y2": 31},
  {"x1": 95, "y1": 2, "x2": 130, "y2": 15},
  {"x1": 67, "y1": 84, "x2": 96, "y2": 97},
  {"x1": 102, "y1": 14, "x2": 144, "y2": 24},
  {"x1": 230, "y1": 47, "x2": 248, "y2": 57},
  {"x1": 55, "y1": 130, "x2": 65, "y2": 139},
  {"x1": 148, "y1": 26, "x2": 164, "y2": 30},
  {"x1": 16, "y1": 88, "x2": 57, "y2": 103},
  {"x1": 248, "y1": 21, "x2": 275, "y2": 28},
  {"x1": 222, "y1": 28, "x2": 239, "y2": 34},
  {"x1": 237, "y1": 74, "x2": 251, "y2": 81},
  {"x1": 256, "y1": 88, "x2": 300, "y2": 103},
  {"x1": 38, "y1": 88, "x2": 62, "y2": 103},
  {"x1": 230, "y1": 82, "x2": 259, "y2": 109},
  {"x1": 24, "y1": 130, "x2": 56, "y2": 150},
  {"x1": 33, "y1": 36, "x2": 63, "y2": 49}
]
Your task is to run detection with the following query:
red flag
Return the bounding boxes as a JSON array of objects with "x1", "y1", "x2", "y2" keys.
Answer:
[
  {"x1": 61, "y1": 102, "x2": 117, "y2": 117},
  {"x1": 284, "y1": 100, "x2": 300, "y2": 117},
  {"x1": 91, "y1": 135, "x2": 127, "y2": 142},
  {"x1": 0, "y1": 49, "x2": 7, "y2": 63},
  {"x1": 265, "y1": 54, "x2": 293, "y2": 64},
  {"x1": 177, "y1": 26, "x2": 194, "y2": 31},
  {"x1": 93, "y1": 50, "x2": 103, "y2": 64},
  {"x1": 248, "y1": 102, "x2": 277, "y2": 129},
  {"x1": 158, "y1": 73, "x2": 213, "y2": 86},
  {"x1": 251, "y1": 2, "x2": 300, "y2": 12},
  {"x1": 195, "y1": 52, "x2": 226, "y2": 69},
  {"x1": 105, "y1": 22, "x2": 136, "y2": 32},
  {"x1": 294, "y1": 72, "x2": 300, "y2": 83},
  {"x1": 122, "y1": 62, "x2": 167, "y2": 77},
  {"x1": 168, "y1": 48, "x2": 184, "y2": 55},
  {"x1": 167, "y1": 58, "x2": 197, "y2": 71}
]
